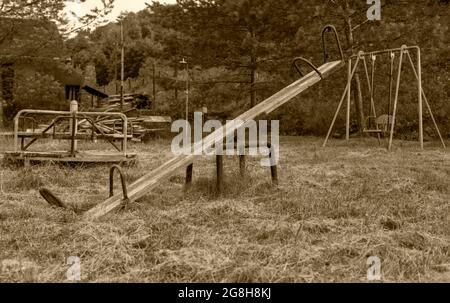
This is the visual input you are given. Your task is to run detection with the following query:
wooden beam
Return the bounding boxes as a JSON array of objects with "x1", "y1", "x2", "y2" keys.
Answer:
[{"x1": 83, "y1": 60, "x2": 344, "y2": 220}]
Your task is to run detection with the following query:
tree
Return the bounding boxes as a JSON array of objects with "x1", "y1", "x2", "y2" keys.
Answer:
[
  {"x1": 0, "y1": 0, "x2": 115, "y2": 36},
  {"x1": 3, "y1": 72, "x2": 65, "y2": 121},
  {"x1": 153, "y1": 0, "x2": 316, "y2": 109},
  {"x1": 0, "y1": 0, "x2": 115, "y2": 127}
]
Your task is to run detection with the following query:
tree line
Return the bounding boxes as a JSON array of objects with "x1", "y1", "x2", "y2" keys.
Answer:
[{"x1": 1, "y1": 0, "x2": 449, "y2": 138}]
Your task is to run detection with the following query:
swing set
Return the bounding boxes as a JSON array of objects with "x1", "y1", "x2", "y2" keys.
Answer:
[{"x1": 323, "y1": 45, "x2": 446, "y2": 150}]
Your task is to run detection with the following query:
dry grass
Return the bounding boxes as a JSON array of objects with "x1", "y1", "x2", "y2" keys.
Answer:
[{"x1": 0, "y1": 136, "x2": 449, "y2": 282}]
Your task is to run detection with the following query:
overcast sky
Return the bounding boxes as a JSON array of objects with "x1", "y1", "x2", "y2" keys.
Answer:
[{"x1": 65, "y1": 0, "x2": 176, "y2": 25}]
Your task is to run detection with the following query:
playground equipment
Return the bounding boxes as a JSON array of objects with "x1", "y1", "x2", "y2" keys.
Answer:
[
  {"x1": 322, "y1": 45, "x2": 446, "y2": 150},
  {"x1": 68, "y1": 25, "x2": 344, "y2": 220},
  {"x1": 185, "y1": 141, "x2": 279, "y2": 194},
  {"x1": 3, "y1": 101, "x2": 137, "y2": 165}
]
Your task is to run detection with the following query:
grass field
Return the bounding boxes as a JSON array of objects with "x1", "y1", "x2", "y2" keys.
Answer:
[{"x1": 0, "y1": 136, "x2": 449, "y2": 282}]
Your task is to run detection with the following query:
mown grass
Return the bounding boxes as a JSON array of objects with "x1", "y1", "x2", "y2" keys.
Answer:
[{"x1": 0, "y1": 136, "x2": 449, "y2": 282}]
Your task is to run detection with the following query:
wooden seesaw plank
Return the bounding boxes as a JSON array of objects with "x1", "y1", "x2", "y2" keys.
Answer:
[{"x1": 83, "y1": 60, "x2": 344, "y2": 220}]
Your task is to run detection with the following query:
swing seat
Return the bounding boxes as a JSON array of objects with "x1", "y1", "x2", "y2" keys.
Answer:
[
  {"x1": 363, "y1": 115, "x2": 393, "y2": 134},
  {"x1": 363, "y1": 116, "x2": 383, "y2": 133},
  {"x1": 363, "y1": 128, "x2": 383, "y2": 134}
]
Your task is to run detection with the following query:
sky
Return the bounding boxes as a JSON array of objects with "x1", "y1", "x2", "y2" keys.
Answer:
[{"x1": 65, "y1": 0, "x2": 176, "y2": 26}]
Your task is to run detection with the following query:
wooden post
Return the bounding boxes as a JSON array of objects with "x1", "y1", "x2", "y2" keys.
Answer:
[
  {"x1": 216, "y1": 155, "x2": 223, "y2": 194},
  {"x1": 69, "y1": 100, "x2": 78, "y2": 156},
  {"x1": 185, "y1": 163, "x2": 193, "y2": 189},
  {"x1": 239, "y1": 155, "x2": 246, "y2": 177},
  {"x1": 269, "y1": 144, "x2": 278, "y2": 185}
]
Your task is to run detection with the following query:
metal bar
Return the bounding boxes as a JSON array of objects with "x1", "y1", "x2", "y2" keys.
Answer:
[
  {"x1": 14, "y1": 109, "x2": 128, "y2": 119},
  {"x1": 349, "y1": 45, "x2": 420, "y2": 59},
  {"x1": 371, "y1": 56, "x2": 378, "y2": 120},
  {"x1": 22, "y1": 118, "x2": 62, "y2": 151},
  {"x1": 322, "y1": 24, "x2": 344, "y2": 63},
  {"x1": 323, "y1": 55, "x2": 361, "y2": 147},
  {"x1": 14, "y1": 117, "x2": 19, "y2": 152},
  {"x1": 406, "y1": 51, "x2": 446, "y2": 149},
  {"x1": 79, "y1": 115, "x2": 123, "y2": 151},
  {"x1": 367, "y1": 55, "x2": 381, "y2": 144},
  {"x1": 91, "y1": 123, "x2": 122, "y2": 152},
  {"x1": 293, "y1": 57, "x2": 323, "y2": 79},
  {"x1": 123, "y1": 116, "x2": 128, "y2": 156},
  {"x1": 361, "y1": 56, "x2": 379, "y2": 123},
  {"x1": 370, "y1": 55, "x2": 381, "y2": 145},
  {"x1": 388, "y1": 52, "x2": 395, "y2": 124},
  {"x1": 346, "y1": 59, "x2": 351, "y2": 142},
  {"x1": 416, "y1": 48, "x2": 424, "y2": 149},
  {"x1": 70, "y1": 111, "x2": 76, "y2": 156},
  {"x1": 388, "y1": 45, "x2": 406, "y2": 150},
  {"x1": 109, "y1": 165, "x2": 129, "y2": 207}
]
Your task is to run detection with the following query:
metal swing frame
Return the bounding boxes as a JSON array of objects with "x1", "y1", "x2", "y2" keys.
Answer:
[{"x1": 323, "y1": 45, "x2": 446, "y2": 150}]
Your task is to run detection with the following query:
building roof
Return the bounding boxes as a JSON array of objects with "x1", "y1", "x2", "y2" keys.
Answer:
[{"x1": 82, "y1": 85, "x2": 109, "y2": 98}]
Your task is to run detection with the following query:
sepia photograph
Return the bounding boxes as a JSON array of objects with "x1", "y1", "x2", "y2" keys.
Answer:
[{"x1": 0, "y1": 0, "x2": 449, "y2": 289}]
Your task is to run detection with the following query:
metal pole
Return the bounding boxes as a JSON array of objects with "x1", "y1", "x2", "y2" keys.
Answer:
[
  {"x1": 406, "y1": 51, "x2": 446, "y2": 149},
  {"x1": 186, "y1": 61, "x2": 189, "y2": 124},
  {"x1": 388, "y1": 46, "x2": 406, "y2": 151},
  {"x1": 350, "y1": 45, "x2": 421, "y2": 59},
  {"x1": 180, "y1": 58, "x2": 189, "y2": 145},
  {"x1": 346, "y1": 59, "x2": 351, "y2": 142},
  {"x1": 388, "y1": 52, "x2": 394, "y2": 122},
  {"x1": 323, "y1": 56, "x2": 360, "y2": 147},
  {"x1": 152, "y1": 61, "x2": 156, "y2": 107},
  {"x1": 416, "y1": 48, "x2": 424, "y2": 149},
  {"x1": 120, "y1": 21, "x2": 125, "y2": 111},
  {"x1": 123, "y1": 115, "x2": 127, "y2": 156},
  {"x1": 14, "y1": 115, "x2": 19, "y2": 153}
]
